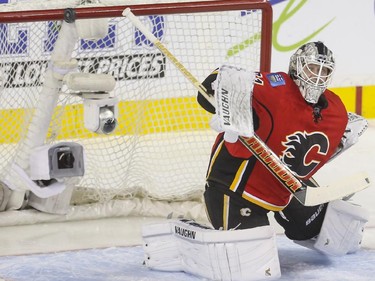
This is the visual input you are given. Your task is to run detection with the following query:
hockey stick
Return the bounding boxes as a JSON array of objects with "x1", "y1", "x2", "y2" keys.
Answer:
[{"x1": 122, "y1": 8, "x2": 370, "y2": 206}]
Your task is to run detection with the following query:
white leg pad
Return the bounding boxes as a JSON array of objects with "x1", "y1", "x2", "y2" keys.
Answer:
[
  {"x1": 142, "y1": 219, "x2": 281, "y2": 281},
  {"x1": 313, "y1": 200, "x2": 370, "y2": 256}
]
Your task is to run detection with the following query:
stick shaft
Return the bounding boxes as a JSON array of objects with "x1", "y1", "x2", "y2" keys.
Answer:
[{"x1": 123, "y1": 8, "x2": 208, "y2": 100}]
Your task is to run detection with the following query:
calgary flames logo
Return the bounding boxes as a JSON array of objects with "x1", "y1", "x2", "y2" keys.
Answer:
[{"x1": 281, "y1": 131, "x2": 329, "y2": 178}]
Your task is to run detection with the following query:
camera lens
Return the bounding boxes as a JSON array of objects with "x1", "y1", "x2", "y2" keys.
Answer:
[
  {"x1": 99, "y1": 107, "x2": 117, "y2": 134},
  {"x1": 57, "y1": 151, "x2": 75, "y2": 169},
  {"x1": 102, "y1": 118, "x2": 117, "y2": 134}
]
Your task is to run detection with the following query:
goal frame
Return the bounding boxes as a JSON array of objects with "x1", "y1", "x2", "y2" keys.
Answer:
[{"x1": 0, "y1": 0, "x2": 272, "y2": 72}]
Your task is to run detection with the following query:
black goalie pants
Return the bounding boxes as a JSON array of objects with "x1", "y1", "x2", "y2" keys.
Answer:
[{"x1": 204, "y1": 183, "x2": 328, "y2": 240}]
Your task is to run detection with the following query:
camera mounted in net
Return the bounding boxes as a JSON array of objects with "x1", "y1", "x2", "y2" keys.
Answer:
[
  {"x1": 29, "y1": 142, "x2": 85, "y2": 181},
  {"x1": 64, "y1": 72, "x2": 118, "y2": 134}
]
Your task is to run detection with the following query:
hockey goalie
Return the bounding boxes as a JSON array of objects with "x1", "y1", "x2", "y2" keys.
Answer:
[{"x1": 139, "y1": 42, "x2": 370, "y2": 280}]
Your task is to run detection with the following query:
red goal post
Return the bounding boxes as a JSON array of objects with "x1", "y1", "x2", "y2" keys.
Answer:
[{"x1": 0, "y1": 0, "x2": 273, "y2": 225}]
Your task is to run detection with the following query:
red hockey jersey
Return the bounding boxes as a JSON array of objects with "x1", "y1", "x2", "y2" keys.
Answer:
[{"x1": 203, "y1": 71, "x2": 348, "y2": 211}]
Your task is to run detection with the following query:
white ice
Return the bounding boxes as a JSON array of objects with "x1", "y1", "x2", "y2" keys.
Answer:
[
  {"x1": 0, "y1": 120, "x2": 374, "y2": 281},
  {"x1": 0, "y1": 235, "x2": 374, "y2": 281}
]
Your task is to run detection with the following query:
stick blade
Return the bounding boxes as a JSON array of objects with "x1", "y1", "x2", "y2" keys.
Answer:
[{"x1": 303, "y1": 172, "x2": 371, "y2": 206}]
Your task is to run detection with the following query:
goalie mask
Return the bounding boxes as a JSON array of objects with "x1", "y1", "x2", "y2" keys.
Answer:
[{"x1": 289, "y1": 41, "x2": 335, "y2": 104}]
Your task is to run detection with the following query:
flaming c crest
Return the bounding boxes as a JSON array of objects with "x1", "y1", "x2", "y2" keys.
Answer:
[{"x1": 281, "y1": 131, "x2": 329, "y2": 177}]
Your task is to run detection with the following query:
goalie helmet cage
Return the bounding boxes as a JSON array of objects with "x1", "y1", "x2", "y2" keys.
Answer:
[{"x1": 0, "y1": 0, "x2": 272, "y2": 225}]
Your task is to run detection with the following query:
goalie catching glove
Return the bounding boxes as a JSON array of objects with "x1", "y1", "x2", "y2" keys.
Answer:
[
  {"x1": 341, "y1": 112, "x2": 368, "y2": 148},
  {"x1": 330, "y1": 112, "x2": 368, "y2": 161},
  {"x1": 209, "y1": 65, "x2": 256, "y2": 143}
]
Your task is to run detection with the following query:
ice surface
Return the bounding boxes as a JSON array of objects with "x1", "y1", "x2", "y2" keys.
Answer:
[{"x1": 0, "y1": 235, "x2": 374, "y2": 281}]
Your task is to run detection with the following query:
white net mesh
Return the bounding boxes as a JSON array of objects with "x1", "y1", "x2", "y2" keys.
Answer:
[{"x1": 0, "y1": 0, "x2": 271, "y2": 221}]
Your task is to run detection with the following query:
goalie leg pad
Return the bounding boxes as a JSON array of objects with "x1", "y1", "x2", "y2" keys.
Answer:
[
  {"x1": 142, "y1": 219, "x2": 281, "y2": 281},
  {"x1": 313, "y1": 200, "x2": 370, "y2": 256}
]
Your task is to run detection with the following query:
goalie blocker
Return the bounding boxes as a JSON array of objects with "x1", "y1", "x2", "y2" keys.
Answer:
[{"x1": 142, "y1": 219, "x2": 281, "y2": 281}]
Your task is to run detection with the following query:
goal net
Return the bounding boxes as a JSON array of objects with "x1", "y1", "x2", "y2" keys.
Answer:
[{"x1": 0, "y1": 0, "x2": 272, "y2": 225}]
